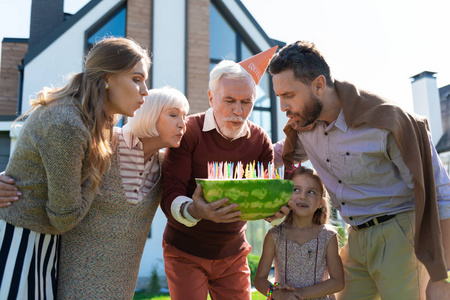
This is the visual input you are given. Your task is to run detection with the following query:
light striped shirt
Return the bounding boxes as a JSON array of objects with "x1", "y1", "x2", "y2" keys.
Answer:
[
  {"x1": 274, "y1": 109, "x2": 450, "y2": 226},
  {"x1": 118, "y1": 124, "x2": 160, "y2": 204}
]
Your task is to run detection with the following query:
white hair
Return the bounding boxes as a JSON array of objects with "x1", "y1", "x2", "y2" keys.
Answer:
[
  {"x1": 209, "y1": 60, "x2": 257, "y2": 98},
  {"x1": 127, "y1": 86, "x2": 189, "y2": 138}
]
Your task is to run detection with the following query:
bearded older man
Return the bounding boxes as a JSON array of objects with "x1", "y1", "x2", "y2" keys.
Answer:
[{"x1": 160, "y1": 47, "x2": 285, "y2": 300}]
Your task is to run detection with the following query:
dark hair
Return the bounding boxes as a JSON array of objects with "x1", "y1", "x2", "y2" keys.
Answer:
[
  {"x1": 284, "y1": 166, "x2": 330, "y2": 225},
  {"x1": 269, "y1": 41, "x2": 333, "y2": 87}
]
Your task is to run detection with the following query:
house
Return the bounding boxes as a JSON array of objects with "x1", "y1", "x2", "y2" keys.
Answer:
[
  {"x1": 410, "y1": 71, "x2": 450, "y2": 175},
  {"x1": 436, "y1": 83, "x2": 450, "y2": 172},
  {"x1": 0, "y1": 0, "x2": 287, "y2": 288}
]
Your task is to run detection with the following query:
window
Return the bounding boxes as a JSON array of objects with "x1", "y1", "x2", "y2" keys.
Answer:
[
  {"x1": 86, "y1": 4, "x2": 126, "y2": 50},
  {"x1": 209, "y1": 3, "x2": 277, "y2": 140},
  {"x1": 210, "y1": 4, "x2": 236, "y2": 62}
]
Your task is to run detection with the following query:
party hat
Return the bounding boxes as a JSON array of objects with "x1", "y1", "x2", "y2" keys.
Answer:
[{"x1": 239, "y1": 45, "x2": 278, "y2": 85}]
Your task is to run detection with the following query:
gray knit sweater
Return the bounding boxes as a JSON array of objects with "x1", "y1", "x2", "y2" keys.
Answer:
[
  {"x1": 57, "y1": 134, "x2": 163, "y2": 299},
  {"x1": 1, "y1": 98, "x2": 97, "y2": 234}
]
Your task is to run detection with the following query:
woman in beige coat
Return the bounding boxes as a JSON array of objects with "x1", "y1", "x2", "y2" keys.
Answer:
[{"x1": 0, "y1": 37, "x2": 150, "y2": 299}]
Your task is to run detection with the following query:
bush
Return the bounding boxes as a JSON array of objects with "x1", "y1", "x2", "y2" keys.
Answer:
[
  {"x1": 336, "y1": 225, "x2": 347, "y2": 248},
  {"x1": 148, "y1": 265, "x2": 161, "y2": 294},
  {"x1": 247, "y1": 253, "x2": 260, "y2": 286}
]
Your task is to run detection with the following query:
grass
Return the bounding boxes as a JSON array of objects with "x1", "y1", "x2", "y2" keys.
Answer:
[{"x1": 133, "y1": 291, "x2": 266, "y2": 300}]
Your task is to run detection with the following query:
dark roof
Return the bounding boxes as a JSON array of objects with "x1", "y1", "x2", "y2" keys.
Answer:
[
  {"x1": 2, "y1": 38, "x2": 28, "y2": 43},
  {"x1": 436, "y1": 84, "x2": 450, "y2": 153},
  {"x1": 23, "y1": 0, "x2": 102, "y2": 65},
  {"x1": 24, "y1": 0, "x2": 283, "y2": 65}
]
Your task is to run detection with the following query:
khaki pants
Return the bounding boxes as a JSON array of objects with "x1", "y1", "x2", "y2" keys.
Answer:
[
  {"x1": 337, "y1": 211, "x2": 428, "y2": 300},
  {"x1": 163, "y1": 240, "x2": 252, "y2": 300}
]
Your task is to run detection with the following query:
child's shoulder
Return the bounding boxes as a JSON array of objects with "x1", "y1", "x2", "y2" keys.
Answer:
[
  {"x1": 320, "y1": 224, "x2": 338, "y2": 237},
  {"x1": 268, "y1": 223, "x2": 283, "y2": 234},
  {"x1": 267, "y1": 223, "x2": 284, "y2": 241}
]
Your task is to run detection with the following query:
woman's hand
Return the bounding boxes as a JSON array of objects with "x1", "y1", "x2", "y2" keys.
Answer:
[{"x1": 0, "y1": 173, "x2": 21, "y2": 207}]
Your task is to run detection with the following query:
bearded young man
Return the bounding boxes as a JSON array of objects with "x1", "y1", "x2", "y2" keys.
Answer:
[{"x1": 271, "y1": 40, "x2": 450, "y2": 299}]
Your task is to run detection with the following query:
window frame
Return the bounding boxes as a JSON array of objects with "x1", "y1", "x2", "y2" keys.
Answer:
[
  {"x1": 84, "y1": 1, "x2": 127, "y2": 52},
  {"x1": 209, "y1": 1, "x2": 278, "y2": 141}
]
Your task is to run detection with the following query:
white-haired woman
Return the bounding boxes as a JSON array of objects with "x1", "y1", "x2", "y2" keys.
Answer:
[
  {"x1": 57, "y1": 86, "x2": 189, "y2": 299},
  {"x1": 0, "y1": 86, "x2": 189, "y2": 299}
]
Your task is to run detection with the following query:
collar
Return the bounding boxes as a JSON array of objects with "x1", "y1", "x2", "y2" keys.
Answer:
[
  {"x1": 122, "y1": 123, "x2": 142, "y2": 150},
  {"x1": 317, "y1": 109, "x2": 348, "y2": 133},
  {"x1": 202, "y1": 108, "x2": 251, "y2": 140},
  {"x1": 333, "y1": 109, "x2": 348, "y2": 132}
]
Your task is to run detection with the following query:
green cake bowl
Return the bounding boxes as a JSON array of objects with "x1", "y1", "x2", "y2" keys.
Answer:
[{"x1": 195, "y1": 178, "x2": 294, "y2": 221}]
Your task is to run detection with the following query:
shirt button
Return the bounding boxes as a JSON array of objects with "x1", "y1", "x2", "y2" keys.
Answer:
[
  {"x1": 324, "y1": 132, "x2": 328, "y2": 136},
  {"x1": 133, "y1": 189, "x2": 138, "y2": 193},
  {"x1": 139, "y1": 172, "x2": 143, "y2": 176},
  {"x1": 346, "y1": 152, "x2": 350, "y2": 156},
  {"x1": 349, "y1": 217, "x2": 353, "y2": 220},
  {"x1": 326, "y1": 159, "x2": 330, "y2": 162},
  {"x1": 338, "y1": 180, "x2": 342, "y2": 184},
  {"x1": 341, "y1": 202, "x2": 345, "y2": 205}
]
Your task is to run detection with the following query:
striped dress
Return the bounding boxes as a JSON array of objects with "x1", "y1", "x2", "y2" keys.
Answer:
[
  {"x1": 0, "y1": 221, "x2": 60, "y2": 299},
  {"x1": 0, "y1": 98, "x2": 95, "y2": 300},
  {"x1": 57, "y1": 128, "x2": 163, "y2": 299}
]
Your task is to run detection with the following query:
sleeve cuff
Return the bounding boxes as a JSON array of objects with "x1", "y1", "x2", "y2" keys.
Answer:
[
  {"x1": 171, "y1": 196, "x2": 200, "y2": 227},
  {"x1": 438, "y1": 201, "x2": 450, "y2": 220}
]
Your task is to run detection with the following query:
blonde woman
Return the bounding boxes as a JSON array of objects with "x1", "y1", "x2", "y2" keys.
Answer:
[{"x1": 0, "y1": 37, "x2": 150, "y2": 299}]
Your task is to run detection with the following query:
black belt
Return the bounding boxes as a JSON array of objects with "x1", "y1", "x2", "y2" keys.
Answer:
[{"x1": 353, "y1": 214, "x2": 396, "y2": 230}]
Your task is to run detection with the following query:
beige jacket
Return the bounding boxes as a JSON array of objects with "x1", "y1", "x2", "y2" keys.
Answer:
[{"x1": 1, "y1": 98, "x2": 97, "y2": 234}]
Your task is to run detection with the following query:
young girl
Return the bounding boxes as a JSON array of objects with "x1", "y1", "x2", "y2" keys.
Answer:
[
  {"x1": 0, "y1": 37, "x2": 150, "y2": 299},
  {"x1": 255, "y1": 166, "x2": 344, "y2": 300}
]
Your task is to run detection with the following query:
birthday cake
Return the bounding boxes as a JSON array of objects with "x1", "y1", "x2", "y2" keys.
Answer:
[{"x1": 196, "y1": 178, "x2": 294, "y2": 221}]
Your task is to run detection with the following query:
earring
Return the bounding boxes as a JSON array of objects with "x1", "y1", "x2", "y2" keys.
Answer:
[{"x1": 105, "y1": 83, "x2": 109, "y2": 90}]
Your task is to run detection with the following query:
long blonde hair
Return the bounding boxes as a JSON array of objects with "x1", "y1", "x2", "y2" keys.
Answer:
[{"x1": 25, "y1": 37, "x2": 151, "y2": 189}]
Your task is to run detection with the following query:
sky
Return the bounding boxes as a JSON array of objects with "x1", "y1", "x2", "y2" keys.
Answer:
[{"x1": 1, "y1": 0, "x2": 449, "y2": 113}]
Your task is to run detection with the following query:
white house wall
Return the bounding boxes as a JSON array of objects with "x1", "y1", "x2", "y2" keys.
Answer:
[
  {"x1": 138, "y1": 208, "x2": 167, "y2": 288},
  {"x1": 411, "y1": 76, "x2": 443, "y2": 146},
  {"x1": 151, "y1": 0, "x2": 186, "y2": 92},
  {"x1": 136, "y1": 0, "x2": 188, "y2": 284},
  {"x1": 20, "y1": 0, "x2": 123, "y2": 116}
]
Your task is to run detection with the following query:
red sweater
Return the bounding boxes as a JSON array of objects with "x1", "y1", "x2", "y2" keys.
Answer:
[{"x1": 162, "y1": 112, "x2": 273, "y2": 259}]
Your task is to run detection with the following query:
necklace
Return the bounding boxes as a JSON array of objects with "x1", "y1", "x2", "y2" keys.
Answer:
[{"x1": 284, "y1": 225, "x2": 320, "y2": 285}]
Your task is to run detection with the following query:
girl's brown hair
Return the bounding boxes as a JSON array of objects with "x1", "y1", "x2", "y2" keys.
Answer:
[
  {"x1": 25, "y1": 37, "x2": 151, "y2": 189},
  {"x1": 284, "y1": 166, "x2": 330, "y2": 225}
]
